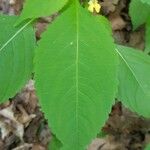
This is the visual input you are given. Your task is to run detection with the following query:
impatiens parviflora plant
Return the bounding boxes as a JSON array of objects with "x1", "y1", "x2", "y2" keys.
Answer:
[{"x1": 1, "y1": 0, "x2": 150, "y2": 149}]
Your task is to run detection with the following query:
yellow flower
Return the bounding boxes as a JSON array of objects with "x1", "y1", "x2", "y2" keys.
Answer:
[{"x1": 88, "y1": 0, "x2": 101, "y2": 13}]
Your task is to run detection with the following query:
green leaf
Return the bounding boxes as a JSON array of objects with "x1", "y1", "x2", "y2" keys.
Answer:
[
  {"x1": 0, "y1": 15, "x2": 35, "y2": 102},
  {"x1": 16, "y1": 0, "x2": 68, "y2": 25},
  {"x1": 49, "y1": 135, "x2": 62, "y2": 150},
  {"x1": 145, "y1": 18, "x2": 150, "y2": 53},
  {"x1": 129, "y1": 0, "x2": 150, "y2": 30},
  {"x1": 35, "y1": 2, "x2": 118, "y2": 150},
  {"x1": 117, "y1": 45, "x2": 150, "y2": 117},
  {"x1": 145, "y1": 144, "x2": 150, "y2": 150},
  {"x1": 97, "y1": 131, "x2": 107, "y2": 138},
  {"x1": 140, "y1": 0, "x2": 150, "y2": 5}
]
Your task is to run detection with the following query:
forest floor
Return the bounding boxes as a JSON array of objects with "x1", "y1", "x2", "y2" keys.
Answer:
[{"x1": 0, "y1": 0, "x2": 150, "y2": 150}]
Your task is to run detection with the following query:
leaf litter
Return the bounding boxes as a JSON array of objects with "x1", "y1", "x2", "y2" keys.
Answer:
[{"x1": 0, "y1": 0, "x2": 150, "y2": 150}]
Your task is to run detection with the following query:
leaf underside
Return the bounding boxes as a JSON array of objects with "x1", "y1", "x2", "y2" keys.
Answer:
[
  {"x1": 0, "y1": 15, "x2": 35, "y2": 102},
  {"x1": 117, "y1": 45, "x2": 150, "y2": 117},
  {"x1": 35, "y1": 1, "x2": 118, "y2": 150}
]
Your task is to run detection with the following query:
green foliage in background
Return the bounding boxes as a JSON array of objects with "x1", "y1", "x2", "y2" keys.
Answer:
[
  {"x1": 145, "y1": 144, "x2": 150, "y2": 150},
  {"x1": 1, "y1": 0, "x2": 150, "y2": 149},
  {"x1": 129, "y1": 0, "x2": 150, "y2": 53},
  {"x1": 129, "y1": 0, "x2": 150, "y2": 30}
]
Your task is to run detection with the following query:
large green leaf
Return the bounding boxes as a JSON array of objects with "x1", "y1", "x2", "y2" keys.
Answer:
[
  {"x1": 35, "y1": 1, "x2": 118, "y2": 150},
  {"x1": 129, "y1": 0, "x2": 150, "y2": 30},
  {"x1": 117, "y1": 45, "x2": 150, "y2": 117},
  {"x1": 0, "y1": 15, "x2": 35, "y2": 102},
  {"x1": 16, "y1": 0, "x2": 68, "y2": 25}
]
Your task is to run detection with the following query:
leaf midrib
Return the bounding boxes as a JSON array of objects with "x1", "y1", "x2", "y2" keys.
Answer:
[{"x1": 75, "y1": 1, "x2": 79, "y2": 148}]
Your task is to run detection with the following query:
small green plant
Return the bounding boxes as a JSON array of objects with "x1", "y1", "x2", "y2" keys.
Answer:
[{"x1": 0, "y1": 0, "x2": 150, "y2": 149}]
